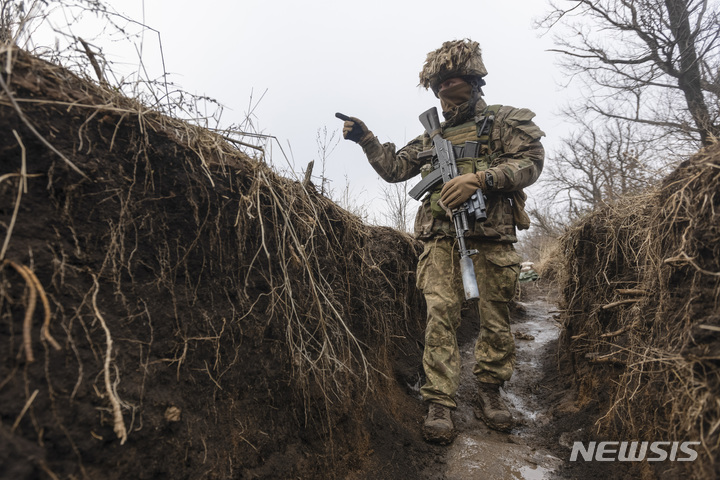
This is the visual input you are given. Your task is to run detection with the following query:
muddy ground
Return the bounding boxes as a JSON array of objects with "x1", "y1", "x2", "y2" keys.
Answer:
[
  {"x1": 422, "y1": 280, "x2": 628, "y2": 480},
  {"x1": 354, "y1": 279, "x2": 636, "y2": 480}
]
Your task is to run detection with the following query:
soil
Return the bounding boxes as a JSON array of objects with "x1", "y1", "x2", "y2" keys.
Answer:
[
  {"x1": 0, "y1": 48, "x2": 427, "y2": 480},
  {"x1": 0, "y1": 48, "x2": 656, "y2": 480}
]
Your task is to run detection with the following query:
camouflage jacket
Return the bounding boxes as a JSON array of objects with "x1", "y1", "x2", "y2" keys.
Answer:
[{"x1": 360, "y1": 100, "x2": 545, "y2": 242}]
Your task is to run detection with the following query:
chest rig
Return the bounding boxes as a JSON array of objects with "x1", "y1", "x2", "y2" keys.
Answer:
[{"x1": 419, "y1": 104, "x2": 502, "y2": 219}]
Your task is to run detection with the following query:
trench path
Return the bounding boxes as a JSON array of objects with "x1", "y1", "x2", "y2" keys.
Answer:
[{"x1": 423, "y1": 286, "x2": 566, "y2": 480}]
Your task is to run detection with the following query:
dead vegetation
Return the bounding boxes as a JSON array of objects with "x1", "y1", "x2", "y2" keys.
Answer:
[
  {"x1": 0, "y1": 46, "x2": 426, "y2": 479},
  {"x1": 559, "y1": 142, "x2": 720, "y2": 479}
]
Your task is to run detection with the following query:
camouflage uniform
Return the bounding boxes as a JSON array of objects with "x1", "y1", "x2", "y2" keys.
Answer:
[{"x1": 359, "y1": 98, "x2": 544, "y2": 408}]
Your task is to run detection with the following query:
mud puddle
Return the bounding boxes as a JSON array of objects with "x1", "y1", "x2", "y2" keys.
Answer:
[{"x1": 422, "y1": 290, "x2": 566, "y2": 479}]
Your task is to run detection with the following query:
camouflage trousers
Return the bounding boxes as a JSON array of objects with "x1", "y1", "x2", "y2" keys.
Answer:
[{"x1": 416, "y1": 237, "x2": 521, "y2": 408}]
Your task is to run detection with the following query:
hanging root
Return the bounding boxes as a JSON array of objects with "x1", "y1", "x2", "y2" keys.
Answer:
[
  {"x1": 4, "y1": 260, "x2": 37, "y2": 362},
  {"x1": 24, "y1": 265, "x2": 62, "y2": 351},
  {"x1": 11, "y1": 389, "x2": 39, "y2": 433},
  {"x1": 91, "y1": 275, "x2": 127, "y2": 445},
  {"x1": 2, "y1": 260, "x2": 62, "y2": 362}
]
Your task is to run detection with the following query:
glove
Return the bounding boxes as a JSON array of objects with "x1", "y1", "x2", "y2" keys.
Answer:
[
  {"x1": 340, "y1": 116, "x2": 372, "y2": 144},
  {"x1": 440, "y1": 171, "x2": 488, "y2": 210}
]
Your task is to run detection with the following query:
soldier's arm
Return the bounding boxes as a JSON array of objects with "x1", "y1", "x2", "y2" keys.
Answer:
[
  {"x1": 359, "y1": 133, "x2": 425, "y2": 183},
  {"x1": 484, "y1": 107, "x2": 545, "y2": 192}
]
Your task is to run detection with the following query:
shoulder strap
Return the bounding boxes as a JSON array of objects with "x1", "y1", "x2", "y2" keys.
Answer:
[{"x1": 475, "y1": 104, "x2": 502, "y2": 143}]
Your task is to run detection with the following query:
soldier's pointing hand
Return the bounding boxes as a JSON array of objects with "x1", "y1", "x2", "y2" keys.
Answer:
[{"x1": 336, "y1": 113, "x2": 373, "y2": 144}]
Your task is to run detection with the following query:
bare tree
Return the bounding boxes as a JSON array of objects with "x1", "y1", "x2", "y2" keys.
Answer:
[
  {"x1": 379, "y1": 180, "x2": 414, "y2": 233},
  {"x1": 314, "y1": 125, "x2": 340, "y2": 196},
  {"x1": 541, "y1": 0, "x2": 720, "y2": 150},
  {"x1": 518, "y1": 117, "x2": 663, "y2": 264},
  {"x1": 517, "y1": 201, "x2": 567, "y2": 263},
  {"x1": 1, "y1": 1, "x2": 25, "y2": 44},
  {"x1": 335, "y1": 175, "x2": 370, "y2": 221},
  {"x1": 542, "y1": 115, "x2": 666, "y2": 221}
]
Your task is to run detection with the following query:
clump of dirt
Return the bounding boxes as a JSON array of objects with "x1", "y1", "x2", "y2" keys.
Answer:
[
  {"x1": 557, "y1": 143, "x2": 720, "y2": 479},
  {"x1": 0, "y1": 46, "x2": 430, "y2": 479}
]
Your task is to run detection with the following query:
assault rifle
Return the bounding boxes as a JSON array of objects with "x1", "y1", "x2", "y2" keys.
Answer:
[{"x1": 414, "y1": 107, "x2": 487, "y2": 301}]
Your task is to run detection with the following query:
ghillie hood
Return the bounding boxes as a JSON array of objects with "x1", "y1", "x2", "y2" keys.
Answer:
[{"x1": 419, "y1": 38, "x2": 488, "y2": 94}]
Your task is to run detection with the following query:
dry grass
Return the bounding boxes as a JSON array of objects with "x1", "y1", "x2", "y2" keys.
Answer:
[{"x1": 559, "y1": 142, "x2": 720, "y2": 479}]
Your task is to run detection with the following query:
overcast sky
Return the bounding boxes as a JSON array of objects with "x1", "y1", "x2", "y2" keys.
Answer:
[{"x1": 31, "y1": 0, "x2": 573, "y2": 224}]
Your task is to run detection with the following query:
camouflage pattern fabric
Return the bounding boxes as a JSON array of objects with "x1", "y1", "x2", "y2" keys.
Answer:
[
  {"x1": 360, "y1": 100, "x2": 544, "y2": 242},
  {"x1": 357, "y1": 94, "x2": 543, "y2": 408},
  {"x1": 416, "y1": 237, "x2": 521, "y2": 408}
]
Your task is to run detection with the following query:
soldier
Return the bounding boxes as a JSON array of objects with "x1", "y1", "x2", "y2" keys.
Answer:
[{"x1": 339, "y1": 39, "x2": 544, "y2": 444}]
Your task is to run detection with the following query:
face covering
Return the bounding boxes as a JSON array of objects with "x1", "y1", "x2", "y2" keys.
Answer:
[{"x1": 438, "y1": 81, "x2": 473, "y2": 114}]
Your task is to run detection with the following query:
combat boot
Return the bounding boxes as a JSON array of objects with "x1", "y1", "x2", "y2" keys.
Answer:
[
  {"x1": 475, "y1": 382, "x2": 513, "y2": 432},
  {"x1": 422, "y1": 402, "x2": 456, "y2": 445}
]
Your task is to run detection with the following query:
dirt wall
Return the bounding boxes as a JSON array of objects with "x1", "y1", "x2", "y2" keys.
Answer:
[
  {"x1": 559, "y1": 143, "x2": 720, "y2": 479},
  {"x1": 0, "y1": 47, "x2": 428, "y2": 479}
]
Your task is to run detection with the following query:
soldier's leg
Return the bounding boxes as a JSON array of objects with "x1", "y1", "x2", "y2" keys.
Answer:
[
  {"x1": 473, "y1": 299, "x2": 515, "y2": 384},
  {"x1": 416, "y1": 238, "x2": 464, "y2": 409},
  {"x1": 471, "y1": 242, "x2": 521, "y2": 431},
  {"x1": 472, "y1": 242, "x2": 520, "y2": 383}
]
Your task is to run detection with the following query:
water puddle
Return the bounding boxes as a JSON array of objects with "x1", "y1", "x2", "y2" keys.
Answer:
[
  {"x1": 436, "y1": 295, "x2": 564, "y2": 479},
  {"x1": 507, "y1": 301, "x2": 562, "y2": 428}
]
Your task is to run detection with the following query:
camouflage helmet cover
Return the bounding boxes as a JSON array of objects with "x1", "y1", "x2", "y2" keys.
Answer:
[{"x1": 419, "y1": 39, "x2": 488, "y2": 94}]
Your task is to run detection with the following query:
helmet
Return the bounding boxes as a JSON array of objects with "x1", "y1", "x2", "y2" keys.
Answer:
[{"x1": 419, "y1": 39, "x2": 488, "y2": 95}]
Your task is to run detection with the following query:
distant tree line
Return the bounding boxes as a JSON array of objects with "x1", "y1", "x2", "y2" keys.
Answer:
[{"x1": 522, "y1": 0, "x2": 720, "y2": 257}]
